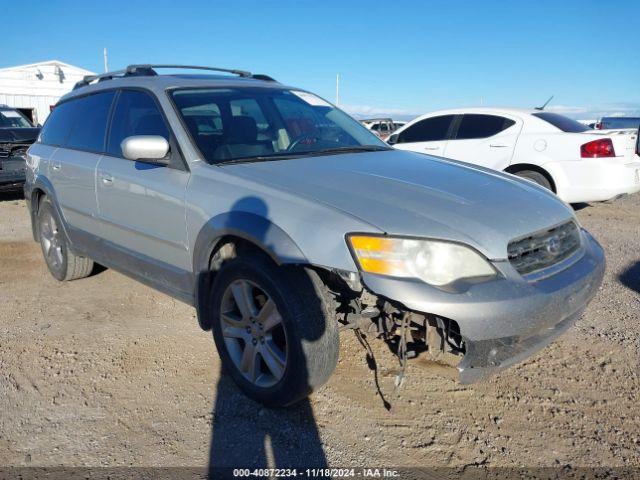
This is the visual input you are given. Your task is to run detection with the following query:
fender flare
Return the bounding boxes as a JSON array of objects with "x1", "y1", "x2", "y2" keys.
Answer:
[
  {"x1": 27, "y1": 176, "x2": 70, "y2": 243},
  {"x1": 192, "y1": 211, "x2": 308, "y2": 330}
]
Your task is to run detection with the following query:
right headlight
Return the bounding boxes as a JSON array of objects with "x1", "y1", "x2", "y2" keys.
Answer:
[{"x1": 348, "y1": 235, "x2": 497, "y2": 286}]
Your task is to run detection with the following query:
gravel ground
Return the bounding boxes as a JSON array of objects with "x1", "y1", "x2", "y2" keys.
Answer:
[{"x1": 0, "y1": 190, "x2": 639, "y2": 473}]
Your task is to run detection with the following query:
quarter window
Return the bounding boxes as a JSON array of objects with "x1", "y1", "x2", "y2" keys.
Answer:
[
  {"x1": 455, "y1": 114, "x2": 515, "y2": 140},
  {"x1": 107, "y1": 90, "x2": 170, "y2": 157},
  {"x1": 397, "y1": 115, "x2": 455, "y2": 143}
]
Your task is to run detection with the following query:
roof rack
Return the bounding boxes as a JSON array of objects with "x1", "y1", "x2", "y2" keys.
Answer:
[{"x1": 73, "y1": 64, "x2": 273, "y2": 90}]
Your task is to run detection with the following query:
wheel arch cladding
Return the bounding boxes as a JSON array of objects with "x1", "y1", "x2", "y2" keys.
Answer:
[
  {"x1": 29, "y1": 176, "x2": 67, "y2": 243},
  {"x1": 192, "y1": 211, "x2": 309, "y2": 331}
]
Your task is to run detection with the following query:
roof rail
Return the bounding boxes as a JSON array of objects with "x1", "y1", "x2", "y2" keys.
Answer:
[{"x1": 73, "y1": 64, "x2": 268, "y2": 90}]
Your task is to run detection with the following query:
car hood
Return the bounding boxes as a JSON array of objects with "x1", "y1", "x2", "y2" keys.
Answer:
[
  {"x1": 0, "y1": 127, "x2": 40, "y2": 143},
  {"x1": 223, "y1": 150, "x2": 576, "y2": 260}
]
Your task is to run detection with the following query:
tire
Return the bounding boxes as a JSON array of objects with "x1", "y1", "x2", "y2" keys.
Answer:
[
  {"x1": 210, "y1": 253, "x2": 339, "y2": 407},
  {"x1": 514, "y1": 170, "x2": 552, "y2": 191},
  {"x1": 37, "y1": 197, "x2": 94, "y2": 281}
]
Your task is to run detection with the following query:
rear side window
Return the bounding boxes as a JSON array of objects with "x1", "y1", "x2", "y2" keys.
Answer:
[
  {"x1": 39, "y1": 101, "x2": 76, "y2": 146},
  {"x1": 532, "y1": 112, "x2": 590, "y2": 133},
  {"x1": 107, "y1": 90, "x2": 170, "y2": 157},
  {"x1": 65, "y1": 91, "x2": 116, "y2": 151},
  {"x1": 40, "y1": 92, "x2": 115, "y2": 149},
  {"x1": 397, "y1": 115, "x2": 455, "y2": 143},
  {"x1": 455, "y1": 114, "x2": 515, "y2": 140}
]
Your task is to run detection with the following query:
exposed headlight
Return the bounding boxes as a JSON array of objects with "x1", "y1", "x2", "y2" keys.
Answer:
[{"x1": 348, "y1": 235, "x2": 497, "y2": 286}]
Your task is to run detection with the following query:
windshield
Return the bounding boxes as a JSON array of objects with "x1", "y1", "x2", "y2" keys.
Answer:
[
  {"x1": 531, "y1": 112, "x2": 590, "y2": 133},
  {"x1": 0, "y1": 109, "x2": 33, "y2": 128},
  {"x1": 171, "y1": 88, "x2": 389, "y2": 164}
]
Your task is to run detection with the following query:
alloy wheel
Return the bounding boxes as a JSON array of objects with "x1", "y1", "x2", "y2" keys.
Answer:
[
  {"x1": 219, "y1": 279, "x2": 288, "y2": 388},
  {"x1": 40, "y1": 212, "x2": 64, "y2": 271}
]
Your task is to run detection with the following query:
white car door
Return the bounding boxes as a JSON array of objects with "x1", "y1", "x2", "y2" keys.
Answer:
[
  {"x1": 391, "y1": 114, "x2": 456, "y2": 156},
  {"x1": 443, "y1": 114, "x2": 522, "y2": 170}
]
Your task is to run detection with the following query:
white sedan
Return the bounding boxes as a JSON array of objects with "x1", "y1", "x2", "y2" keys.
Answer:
[{"x1": 388, "y1": 107, "x2": 640, "y2": 203}]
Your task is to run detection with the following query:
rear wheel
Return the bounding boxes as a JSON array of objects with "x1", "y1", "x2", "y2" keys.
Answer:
[
  {"x1": 514, "y1": 170, "x2": 552, "y2": 191},
  {"x1": 37, "y1": 197, "x2": 94, "y2": 281},
  {"x1": 210, "y1": 254, "x2": 339, "y2": 407}
]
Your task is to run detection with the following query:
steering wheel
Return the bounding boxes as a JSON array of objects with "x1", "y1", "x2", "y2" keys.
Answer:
[{"x1": 286, "y1": 133, "x2": 320, "y2": 152}]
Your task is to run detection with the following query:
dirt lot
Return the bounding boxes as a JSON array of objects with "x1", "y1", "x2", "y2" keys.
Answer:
[{"x1": 0, "y1": 190, "x2": 639, "y2": 472}]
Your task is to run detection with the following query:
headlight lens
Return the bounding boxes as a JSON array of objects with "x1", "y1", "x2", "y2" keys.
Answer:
[{"x1": 349, "y1": 235, "x2": 496, "y2": 286}]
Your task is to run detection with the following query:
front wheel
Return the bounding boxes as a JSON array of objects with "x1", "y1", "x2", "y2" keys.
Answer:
[{"x1": 210, "y1": 254, "x2": 339, "y2": 407}]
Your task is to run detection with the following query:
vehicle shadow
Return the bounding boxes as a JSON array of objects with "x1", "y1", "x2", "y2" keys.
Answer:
[
  {"x1": 619, "y1": 261, "x2": 640, "y2": 293},
  {"x1": 0, "y1": 188, "x2": 24, "y2": 202},
  {"x1": 571, "y1": 202, "x2": 590, "y2": 211},
  {"x1": 207, "y1": 196, "x2": 328, "y2": 478}
]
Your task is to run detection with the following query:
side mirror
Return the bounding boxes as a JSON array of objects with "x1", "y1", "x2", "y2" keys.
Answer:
[
  {"x1": 121, "y1": 136, "x2": 170, "y2": 164},
  {"x1": 387, "y1": 133, "x2": 399, "y2": 145}
]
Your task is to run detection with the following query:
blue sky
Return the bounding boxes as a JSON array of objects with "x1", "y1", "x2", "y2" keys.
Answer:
[{"x1": 3, "y1": 0, "x2": 639, "y2": 120}]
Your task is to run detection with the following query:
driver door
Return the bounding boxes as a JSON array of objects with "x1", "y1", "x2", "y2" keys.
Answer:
[{"x1": 393, "y1": 115, "x2": 456, "y2": 156}]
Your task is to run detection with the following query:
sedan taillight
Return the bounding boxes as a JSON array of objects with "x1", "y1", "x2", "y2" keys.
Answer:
[{"x1": 581, "y1": 138, "x2": 615, "y2": 158}]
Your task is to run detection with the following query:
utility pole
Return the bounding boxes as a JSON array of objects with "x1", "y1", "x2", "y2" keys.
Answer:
[
  {"x1": 103, "y1": 48, "x2": 109, "y2": 73},
  {"x1": 336, "y1": 74, "x2": 340, "y2": 106}
]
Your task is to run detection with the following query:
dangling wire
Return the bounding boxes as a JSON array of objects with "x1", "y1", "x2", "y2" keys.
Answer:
[{"x1": 394, "y1": 313, "x2": 409, "y2": 391}]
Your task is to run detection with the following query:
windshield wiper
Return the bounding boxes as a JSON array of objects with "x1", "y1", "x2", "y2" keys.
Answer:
[
  {"x1": 307, "y1": 145, "x2": 391, "y2": 156},
  {"x1": 216, "y1": 145, "x2": 390, "y2": 166},
  {"x1": 216, "y1": 153, "x2": 303, "y2": 165}
]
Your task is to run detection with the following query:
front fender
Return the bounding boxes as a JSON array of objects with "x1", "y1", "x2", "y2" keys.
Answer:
[{"x1": 192, "y1": 211, "x2": 308, "y2": 330}]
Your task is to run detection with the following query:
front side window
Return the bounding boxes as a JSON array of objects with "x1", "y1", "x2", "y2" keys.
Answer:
[
  {"x1": 397, "y1": 115, "x2": 455, "y2": 143},
  {"x1": 454, "y1": 114, "x2": 516, "y2": 140},
  {"x1": 0, "y1": 109, "x2": 33, "y2": 128},
  {"x1": 171, "y1": 88, "x2": 388, "y2": 164},
  {"x1": 107, "y1": 90, "x2": 170, "y2": 157}
]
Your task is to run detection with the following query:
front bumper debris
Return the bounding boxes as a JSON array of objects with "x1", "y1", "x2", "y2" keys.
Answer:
[{"x1": 361, "y1": 229, "x2": 605, "y2": 382}]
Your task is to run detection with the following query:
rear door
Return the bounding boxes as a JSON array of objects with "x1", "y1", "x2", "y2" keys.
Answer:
[
  {"x1": 393, "y1": 115, "x2": 455, "y2": 156},
  {"x1": 443, "y1": 113, "x2": 521, "y2": 170},
  {"x1": 96, "y1": 89, "x2": 191, "y2": 281},
  {"x1": 44, "y1": 91, "x2": 115, "y2": 236}
]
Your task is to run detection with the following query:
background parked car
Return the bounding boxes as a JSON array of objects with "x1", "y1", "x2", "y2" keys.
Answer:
[
  {"x1": 360, "y1": 118, "x2": 404, "y2": 140},
  {"x1": 387, "y1": 107, "x2": 640, "y2": 203},
  {"x1": 595, "y1": 116, "x2": 640, "y2": 130},
  {"x1": 0, "y1": 105, "x2": 40, "y2": 190}
]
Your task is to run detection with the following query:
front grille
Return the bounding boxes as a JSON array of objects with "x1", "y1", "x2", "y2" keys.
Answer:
[{"x1": 508, "y1": 221, "x2": 581, "y2": 276}]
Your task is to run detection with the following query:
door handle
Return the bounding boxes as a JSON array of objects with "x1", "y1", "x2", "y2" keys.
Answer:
[
  {"x1": 489, "y1": 143, "x2": 509, "y2": 148},
  {"x1": 424, "y1": 146, "x2": 440, "y2": 150},
  {"x1": 100, "y1": 174, "x2": 113, "y2": 186}
]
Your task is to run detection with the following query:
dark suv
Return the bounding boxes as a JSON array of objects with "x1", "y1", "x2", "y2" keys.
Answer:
[{"x1": 0, "y1": 105, "x2": 40, "y2": 189}]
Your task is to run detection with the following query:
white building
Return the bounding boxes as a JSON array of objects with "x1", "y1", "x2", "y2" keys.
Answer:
[{"x1": 0, "y1": 60, "x2": 95, "y2": 125}]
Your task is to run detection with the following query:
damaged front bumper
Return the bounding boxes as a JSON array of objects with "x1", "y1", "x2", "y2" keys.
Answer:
[
  {"x1": 0, "y1": 150, "x2": 27, "y2": 187},
  {"x1": 361, "y1": 229, "x2": 605, "y2": 383}
]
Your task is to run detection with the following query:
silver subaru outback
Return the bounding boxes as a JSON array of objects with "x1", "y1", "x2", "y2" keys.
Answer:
[{"x1": 24, "y1": 65, "x2": 604, "y2": 407}]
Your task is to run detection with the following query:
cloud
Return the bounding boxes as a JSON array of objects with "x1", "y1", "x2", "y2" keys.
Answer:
[
  {"x1": 341, "y1": 101, "x2": 640, "y2": 122},
  {"x1": 341, "y1": 104, "x2": 419, "y2": 120},
  {"x1": 547, "y1": 102, "x2": 640, "y2": 120}
]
